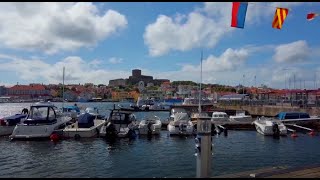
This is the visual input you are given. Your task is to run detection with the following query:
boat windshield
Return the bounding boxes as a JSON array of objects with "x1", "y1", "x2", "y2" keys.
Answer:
[
  {"x1": 29, "y1": 107, "x2": 48, "y2": 120},
  {"x1": 171, "y1": 108, "x2": 187, "y2": 115}
]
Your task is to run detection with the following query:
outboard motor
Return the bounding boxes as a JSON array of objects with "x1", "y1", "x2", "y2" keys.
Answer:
[
  {"x1": 272, "y1": 123, "x2": 280, "y2": 138},
  {"x1": 147, "y1": 121, "x2": 153, "y2": 136},
  {"x1": 128, "y1": 129, "x2": 136, "y2": 140},
  {"x1": 179, "y1": 122, "x2": 185, "y2": 134},
  {"x1": 105, "y1": 122, "x2": 117, "y2": 140}
]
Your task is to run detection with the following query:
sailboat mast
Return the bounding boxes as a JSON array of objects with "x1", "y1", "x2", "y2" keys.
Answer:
[
  {"x1": 62, "y1": 67, "x2": 65, "y2": 108},
  {"x1": 199, "y1": 51, "x2": 203, "y2": 113}
]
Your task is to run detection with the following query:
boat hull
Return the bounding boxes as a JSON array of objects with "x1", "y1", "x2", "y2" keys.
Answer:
[
  {"x1": 0, "y1": 126, "x2": 15, "y2": 136},
  {"x1": 167, "y1": 122, "x2": 194, "y2": 136},
  {"x1": 253, "y1": 120, "x2": 287, "y2": 136},
  {"x1": 62, "y1": 119, "x2": 106, "y2": 138},
  {"x1": 9, "y1": 117, "x2": 71, "y2": 140},
  {"x1": 138, "y1": 119, "x2": 162, "y2": 135}
]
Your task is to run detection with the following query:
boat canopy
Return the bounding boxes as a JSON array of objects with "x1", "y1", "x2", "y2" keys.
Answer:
[
  {"x1": 78, "y1": 113, "x2": 95, "y2": 128},
  {"x1": 174, "y1": 113, "x2": 190, "y2": 122},
  {"x1": 275, "y1": 112, "x2": 310, "y2": 120},
  {"x1": 24, "y1": 105, "x2": 57, "y2": 125},
  {"x1": 170, "y1": 108, "x2": 187, "y2": 115},
  {"x1": 4, "y1": 114, "x2": 27, "y2": 126},
  {"x1": 109, "y1": 110, "x2": 135, "y2": 124}
]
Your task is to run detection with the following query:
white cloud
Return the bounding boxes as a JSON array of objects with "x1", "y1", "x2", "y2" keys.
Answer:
[
  {"x1": 0, "y1": 2, "x2": 127, "y2": 54},
  {"x1": 182, "y1": 48, "x2": 250, "y2": 72},
  {"x1": 108, "y1": 57, "x2": 123, "y2": 64},
  {"x1": 144, "y1": 10, "x2": 233, "y2": 57},
  {"x1": 273, "y1": 40, "x2": 310, "y2": 63},
  {"x1": 0, "y1": 54, "x2": 130, "y2": 85},
  {"x1": 144, "y1": 2, "x2": 308, "y2": 57}
]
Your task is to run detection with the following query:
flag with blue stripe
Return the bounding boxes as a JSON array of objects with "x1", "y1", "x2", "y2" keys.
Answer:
[{"x1": 231, "y1": 2, "x2": 248, "y2": 29}]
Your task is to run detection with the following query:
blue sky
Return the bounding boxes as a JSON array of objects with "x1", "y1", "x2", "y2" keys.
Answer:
[{"x1": 0, "y1": 2, "x2": 319, "y2": 89}]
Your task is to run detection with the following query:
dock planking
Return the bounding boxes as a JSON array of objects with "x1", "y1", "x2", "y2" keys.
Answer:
[{"x1": 212, "y1": 164, "x2": 320, "y2": 178}]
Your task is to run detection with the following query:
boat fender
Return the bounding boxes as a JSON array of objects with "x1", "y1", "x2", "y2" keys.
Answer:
[
  {"x1": 50, "y1": 133, "x2": 59, "y2": 142},
  {"x1": 74, "y1": 134, "x2": 81, "y2": 140},
  {"x1": 309, "y1": 130, "x2": 316, "y2": 136},
  {"x1": 291, "y1": 132, "x2": 298, "y2": 138}
]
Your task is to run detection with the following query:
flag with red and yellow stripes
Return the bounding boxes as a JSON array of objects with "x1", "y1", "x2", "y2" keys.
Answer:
[{"x1": 272, "y1": 8, "x2": 289, "y2": 30}]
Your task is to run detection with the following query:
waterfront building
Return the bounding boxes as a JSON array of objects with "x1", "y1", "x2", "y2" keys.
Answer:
[
  {"x1": 63, "y1": 90, "x2": 78, "y2": 102},
  {"x1": 0, "y1": 86, "x2": 7, "y2": 96},
  {"x1": 7, "y1": 84, "x2": 50, "y2": 99},
  {"x1": 111, "y1": 90, "x2": 140, "y2": 102},
  {"x1": 176, "y1": 85, "x2": 192, "y2": 98},
  {"x1": 109, "y1": 69, "x2": 170, "y2": 87},
  {"x1": 109, "y1": 78, "x2": 127, "y2": 87}
]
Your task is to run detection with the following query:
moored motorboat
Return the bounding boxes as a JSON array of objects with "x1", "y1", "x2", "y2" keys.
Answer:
[
  {"x1": 62, "y1": 107, "x2": 106, "y2": 139},
  {"x1": 167, "y1": 112, "x2": 194, "y2": 136},
  {"x1": 229, "y1": 110, "x2": 252, "y2": 122},
  {"x1": 100, "y1": 109, "x2": 137, "y2": 139},
  {"x1": 253, "y1": 117, "x2": 287, "y2": 136},
  {"x1": 138, "y1": 114, "x2": 162, "y2": 135},
  {"x1": 9, "y1": 102, "x2": 72, "y2": 140},
  {"x1": 211, "y1": 111, "x2": 229, "y2": 123}
]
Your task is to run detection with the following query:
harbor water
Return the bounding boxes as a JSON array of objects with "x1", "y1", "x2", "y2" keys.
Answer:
[{"x1": 1, "y1": 102, "x2": 320, "y2": 178}]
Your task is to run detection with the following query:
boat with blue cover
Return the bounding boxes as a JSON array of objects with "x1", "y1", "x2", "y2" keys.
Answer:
[
  {"x1": 0, "y1": 114, "x2": 27, "y2": 136},
  {"x1": 62, "y1": 107, "x2": 106, "y2": 139}
]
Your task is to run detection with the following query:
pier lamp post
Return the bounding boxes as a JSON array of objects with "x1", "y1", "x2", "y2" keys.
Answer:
[{"x1": 195, "y1": 112, "x2": 212, "y2": 178}]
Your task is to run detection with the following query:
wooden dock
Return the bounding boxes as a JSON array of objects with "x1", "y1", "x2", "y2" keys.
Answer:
[{"x1": 212, "y1": 164, "x2": 320, "y2": 178}]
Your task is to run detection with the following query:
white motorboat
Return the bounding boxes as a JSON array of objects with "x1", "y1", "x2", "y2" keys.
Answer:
[
  {"x1": 167, "y1": 112, "x2": 194, "y2": 136},
  {"x1": 138, "y1": 114, "x2": 162, "y2": 135},
  {"x1": 131, "y1": 97, "x2": 170, "y2": 110},
  {"x1": 229, "y1": 110, "x2": 253, "y2": 122},
  {"x1": 9, "y1": 102, "x2": 72, "y2": 140},
  {"x1": 253, "y1": 117, "x2": 287, "y2": 136},
  {"x1": 211, "y1": 112, "x2": 229, "y2": 123},
  {"x1": 62, "y1": 107, "x2": 106, "y2": 139},
  {"x1": 0, "y1": 114, "x2": 27, "y2": 136},
  {"x1": 100, "y1": 109, "x2": 137, "y2": 139}
]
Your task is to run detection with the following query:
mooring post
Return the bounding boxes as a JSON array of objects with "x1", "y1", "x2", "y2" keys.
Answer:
[{"x1": 195, "y1": 113, "x2": 212, "y2": 178}]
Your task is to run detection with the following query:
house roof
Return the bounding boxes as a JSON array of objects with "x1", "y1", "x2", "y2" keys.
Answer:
[{"x1": 9, "y1": 84, "x2": 46, "y2": 91}]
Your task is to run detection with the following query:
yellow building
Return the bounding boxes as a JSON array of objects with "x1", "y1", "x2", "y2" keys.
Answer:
[{"x1": 112, "y1": 90, "x2": 140, "y2": 102}]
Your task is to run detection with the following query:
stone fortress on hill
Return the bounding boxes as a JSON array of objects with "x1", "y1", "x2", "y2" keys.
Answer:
[{"x1": 108, "y1": 69, "x2": 170, "y2": 87}]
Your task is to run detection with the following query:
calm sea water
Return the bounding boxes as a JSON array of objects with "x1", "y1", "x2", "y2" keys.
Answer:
[{"x1": 0, "y1": 102, "x2": 320, "y2": 178}]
